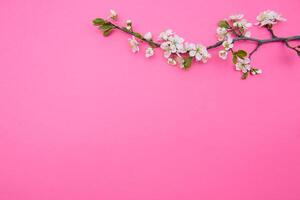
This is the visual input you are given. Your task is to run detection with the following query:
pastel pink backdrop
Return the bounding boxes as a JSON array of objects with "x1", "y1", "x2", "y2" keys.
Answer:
[{"x1": 1, "y1": 0, "x2": 300, "y2": 199}]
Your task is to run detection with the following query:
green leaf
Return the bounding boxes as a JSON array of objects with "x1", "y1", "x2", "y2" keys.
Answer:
[
  {"x1": 232, "y1": 55, "x2": 238, "y2": 64},
  {"x1": 98, "y1": 23, "x2": 115, "y2": 37},
  {"x1": 103, "y1": 29, "x2": 113, "y2": 37},
  {"x1": 183, "y1": 57, "x2": 193, "y2": 69},
  {"x1": 241, "y1": 72, "x2": 249, "y2": 80},
  {"x1": 218, "y1": 20, "x2": 230, "y2": 29},
  {"x1": 100, "y1": 23, "x2": 114, "y2": 31},
  {"x1": 93, "y1": 18, "x2": 106, "y2": 26},
  {"x1": 297, "y1": 51, "x2": 300, "y2": 57},
  {"x1": 234, "y1": 50, "x2": 247, "y2": 58}
]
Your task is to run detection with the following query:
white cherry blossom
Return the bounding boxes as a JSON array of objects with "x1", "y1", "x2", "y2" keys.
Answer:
[
  {"x1": 176, "y1": 56, "x2": 185, "y2": 68},
  {"x1": 251, "y1": 68, "x2": 262, "y2": 75},
  {"x1": 235, "y1": 58, "x2": 251, "y2": 73},
  {"x1": 218, "y1": 50, "x2": 228, "y2": 60},
  {"x1": 256, "y1": 10, "x2": 286, "y2": 27},
  {"x1": 160, "y1": 41, "x2": 176, "y2": 58},
  {"x1": 159, "y1": 29, "x2": 174, "y2": 41},
  {"x1": 126, "y1": 19, "x2": 132, "y2": 30},
  {"x1": 128, "y1": 36, "x2": 139, "y2": 53},
  {"x1": 189, "y1": 44, "x2": 211, "y2": 63},
  {"x1": 145, "y1": 47, "x2": 154, "y2": 58},
  {"x1": 144, "y1": 32, "x2": 152, "y2": 40},
  {"x1": 216, "y1": 27, "x2": 228, "y2": 41},
  {"x1": 233, "y1": 19, "x2": 252, "y2": 30},
  {"x1": 167, "y1": 58, "x2": 177, "y2": 65},
  {"x1": 256, "y1": 69, "x2": 262, "y2": 74},
  {"x1": 222, "y1": 36, "x2": 234, "y2": 51},
  {"x1": 109, "y1": 9, "x2": 118, "y2": 20},
  {"x1": 160, "y1": 32, "x2": 187, "y2": 57},
  {"x1": 169, "y1": 35, "x2": 186, "y2": 53}
]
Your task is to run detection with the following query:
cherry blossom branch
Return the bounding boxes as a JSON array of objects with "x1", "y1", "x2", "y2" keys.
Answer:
[
  {"x1": 105, "y1": 21, "x2": 300, "y2": 53},
  {"x1": 93, "y1": 10, "x2": 300, "y2": 79}
]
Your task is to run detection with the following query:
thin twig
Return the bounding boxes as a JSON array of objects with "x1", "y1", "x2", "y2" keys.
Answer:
[
  {"x1": 267, "y1": 27, "x2": 277, "y2": 38},
  {"x1": 249, "y1": 42, "x2": 262, "y2": 58},
  {"x1": 112, "y1": 24, "x2": 160, "y2": 47}
]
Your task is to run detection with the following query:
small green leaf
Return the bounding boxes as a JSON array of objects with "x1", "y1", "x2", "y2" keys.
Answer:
[
  {"x1": 183, "y1": 57, "x2": 193, "y2": 69},
  {"x1": 297, "y1": 51, "x2": 300, "y2": 57},
  {"x1": 100, "y1": 23, "x2": 114, "y2": 31},
  {"x1": 232, "y1": 55, "x2": 238, "y2": 64},
  {"x1": 241, "y1": 72, "x2": 249, "y2": 80},
  {"x1": 93, "y1": 18, "x2": 106, "y2": 26},
  {"x1": 234, "y1": 50, "x2": 247, "y2": 58},
  {"x1": 218, "y1": 20, "x2": 230, "y2": 29},
  {"x1": 103, "y1": 29, "x2": 113, "y2": 37}
]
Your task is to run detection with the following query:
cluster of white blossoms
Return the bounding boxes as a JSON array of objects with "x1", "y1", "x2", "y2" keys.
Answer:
[
  {"x1": 230, "y1": 14, "x2": 252, "y2": 37},
  {"x1": 216, "y1": 14, "x2": 252, "y2": 42},
  {"x1": 218, "y1": 35, "x2": 234, "y2": 60},
  {"x1": 159, "y1": 29, "x2": 210, "y2": 67},
  {"x1": 256, "y1": 10, "x2": 286, "y2": 27},
  {"x1": 235, "y1": 58, "x2": 262, "y2": 76},
  {"x1": 215, "y1": 14, "x2": 265, "y2": 77},
  {"x1": 216, "y1": 14, "x2": 252, "y2": 61}
]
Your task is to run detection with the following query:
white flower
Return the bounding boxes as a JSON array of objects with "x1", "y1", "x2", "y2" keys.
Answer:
[
  {"x1": 219, "y1": 50, "x2": 228, "y2": 60},
  {"x1": 128, "y1": 36, "x2": 139, "y2": 53},
  {"x1": 189, "y1": 44, "x2": 211, "y2": 63},
  {"x1": 216, "y1": 27, "x2": 228, "y2": 41},
  {"x1": 126, "y1": 20, "x2": 132, "y2": 30},
  {"x1": 160, "y1": 33, "x2": 186, "y2": 57},
  {"x1": 222, "y1": 36, "x2": 234, "y2": 51},
  {"x1": 144, "y1": 32, "x2": 152, "y2": 40},
  {"x1": 169, "y1": 35, "x2": 186, "y2": 53},
  {"x1": 256, "y1": 69, "x2": 262, "y2": 74},
  {"x1": 145, "y1": 47, "x2": 154, "y2": 58},
  {"x1": 160, "y1": 41, "x2": 176, "y2": 58},
  {"x1": 256, "y1": 10, "x2": 286, "y2": 27},
  {"x1": 109, "y1": 9, "x2": 118, "y2": 20},
  {"x1": 159, "y1": 30, "x2": 210, "y2": 64},
  {"x1": 167, "y1": 58, "x2": 177, "y2": 65},
  {"x1": 229, "y1": 14, "x2": 244, "y2": 21},
  {"x1": 233, "y1": 19, "x2": 252, "y2": 30},
  {"x1": 251, "y1": 68, "x2": 262, "y2": 75},
  {"x1": 158, "y1": 29, "x2": 173, "y2": 41},
  {"x1": 184, "y1": 42, "x2": 192, "y2": 51},
  {"x1": 176, "y1": 56, "x2": 185, "y2": 68},
  {"x1": 235, "y1": 58, "x2": 251, "y2": 73},
  {"x1": 126, "y1": 19, "x2": 132, "y2": 25}
]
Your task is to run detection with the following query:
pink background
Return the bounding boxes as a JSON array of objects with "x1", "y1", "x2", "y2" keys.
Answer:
[{"x1": 1, "y1": 0, "x2": 300, "y2": 199}]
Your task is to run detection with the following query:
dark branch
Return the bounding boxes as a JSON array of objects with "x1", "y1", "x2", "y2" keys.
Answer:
[{"x1": 107, "y1": 21, "x2": 300, "y2": 56}]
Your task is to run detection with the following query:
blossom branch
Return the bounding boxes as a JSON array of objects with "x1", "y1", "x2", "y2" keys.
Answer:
[{"x1": 93, "y1": 10, "x2": 300, "y2": 79}]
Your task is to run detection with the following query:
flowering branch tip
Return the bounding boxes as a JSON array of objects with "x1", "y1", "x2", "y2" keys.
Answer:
[{"x1": 93, "y1": 10, "x2": 300, "y2": 79}]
